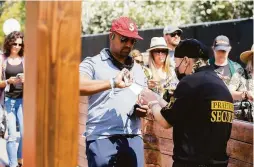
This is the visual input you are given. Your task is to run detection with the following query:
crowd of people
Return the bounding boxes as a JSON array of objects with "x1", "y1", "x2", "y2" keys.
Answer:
[
  {"x1": 0, "y1": 16, "x2": 252, "y2": 167},
  {"x1": 80, "y1": 16, "x2": 253, "y2": 167}
]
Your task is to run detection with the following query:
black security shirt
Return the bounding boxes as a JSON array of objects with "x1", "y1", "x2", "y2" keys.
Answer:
[{"x1": 161, "y1": 66, "x2": 233, "y2": 165}]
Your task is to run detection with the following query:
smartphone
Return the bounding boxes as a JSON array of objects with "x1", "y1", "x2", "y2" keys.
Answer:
[{"x1": 16, "y1": 73, "x2": 24, "y2": 79}]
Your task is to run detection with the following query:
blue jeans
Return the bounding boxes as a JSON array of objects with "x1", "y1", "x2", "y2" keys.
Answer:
[
  {"x1": 5, "y1": 97, "x2": 23, "y2": 167},
  {"x1": 86, "y1": 135, "x2": 144, "y2": 167}
]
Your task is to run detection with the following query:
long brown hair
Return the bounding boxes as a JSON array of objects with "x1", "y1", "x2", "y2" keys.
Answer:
[{"x1": 3, "y1": 31, "x2": 24, "y2": 57}]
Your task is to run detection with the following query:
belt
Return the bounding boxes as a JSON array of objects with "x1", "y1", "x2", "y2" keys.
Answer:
[{"x1": 173, "y1": 162, "x2": 228, "y2": 167}]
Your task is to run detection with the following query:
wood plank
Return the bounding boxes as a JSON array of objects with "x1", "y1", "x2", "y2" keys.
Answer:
[
  {"x1": 228, "y1": 158, "x2": 253, "y2": 167},
  {"x1": 24, "y1": 1, "x2": 81, "y2": 167},
  {"x1": 142, "y1": 115, "x2": 173, "y2": 139},
  {"x1": 144, "y1": 149, "x2": 173, "y2": 167},
  {"x1": 231, "y1": 120, "x2": 253, "y2": 144},
  {"x1": 143, "y1": 134, "x2": 173, "y2": 155},
  {"x1": 227, "y1": 138, "x2": 253, "y2": 164}
]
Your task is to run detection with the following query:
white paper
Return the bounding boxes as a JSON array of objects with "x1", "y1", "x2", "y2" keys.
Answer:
[{"x1": 128, "y1": 83, "x2": 143, "y2": 95}]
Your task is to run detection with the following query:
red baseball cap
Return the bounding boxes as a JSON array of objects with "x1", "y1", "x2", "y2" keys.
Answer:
[{"x1": 110, "y1": 16, "x2": 143, "y2": 40}]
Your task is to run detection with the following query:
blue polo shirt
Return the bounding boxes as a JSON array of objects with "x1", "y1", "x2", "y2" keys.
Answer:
[{"x1": 79, "y1": 48, "x2": 146, "y2": 141}]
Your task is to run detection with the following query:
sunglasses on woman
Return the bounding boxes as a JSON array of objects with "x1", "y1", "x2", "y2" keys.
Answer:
[
  {"x1": 152, "y1": 50, "x2": 168, "y2": 55},
  {"x1": 12, "y1": 43, "x2": 23, "y2": 47}
]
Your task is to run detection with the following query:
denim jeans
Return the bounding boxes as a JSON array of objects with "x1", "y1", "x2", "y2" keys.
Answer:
[{"x1": 5, "y1": 97, "x2": 23, "y2": 167}]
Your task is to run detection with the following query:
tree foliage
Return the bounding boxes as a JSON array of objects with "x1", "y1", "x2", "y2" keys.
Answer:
[
  {"x1": 82, "y1": 0, "x2": 253, "y2": 35},
  {"x1": 191, "y1": 0, "x2": 253, "y2": 23},
  {"x1": 0, "y1": 1, "x2": 26, "y2": 47},
  {"x1": 81, "y1": 0, "x2": 192, "y2": 34}
]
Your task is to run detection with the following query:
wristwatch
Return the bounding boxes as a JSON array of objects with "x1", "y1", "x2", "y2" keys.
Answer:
[{"x1": 110, "y1": 77, "x2": 116, "y2": 89}]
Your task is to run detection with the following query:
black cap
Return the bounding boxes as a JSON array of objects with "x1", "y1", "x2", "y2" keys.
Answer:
[
  {"x1": 213, "y1": 35, "x2": 231, "y2": 52},
  {"x1": 175, "y1": 39, "x2": 209, "y2": 59}
]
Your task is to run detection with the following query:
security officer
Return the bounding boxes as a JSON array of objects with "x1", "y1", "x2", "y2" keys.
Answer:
[{"x1": 139, "y1": 39, "x2": 233, "y2": 167}]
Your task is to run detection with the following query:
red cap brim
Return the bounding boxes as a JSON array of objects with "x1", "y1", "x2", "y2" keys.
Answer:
[{"x1": 113, "y1": 30, "x2": 143, "y2": 40}]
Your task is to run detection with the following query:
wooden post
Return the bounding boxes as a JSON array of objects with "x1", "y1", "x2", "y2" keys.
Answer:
[{"x1": 24, "y1": 1, "x2": 81, "y2": 167}]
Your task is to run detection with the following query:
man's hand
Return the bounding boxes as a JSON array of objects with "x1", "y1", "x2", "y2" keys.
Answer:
[
  {"x1": 134, "y1": 104, "x2": 150, "y2": 117},
  {"x1": 138, "y1": 88, "x2": 159, "y2": 105},
  {"x1": 114, "y1": 68, "x2": 133, "y2": 88},
  {"x1": 148, "y1": 79, "x2": 159, "y2": 89}
]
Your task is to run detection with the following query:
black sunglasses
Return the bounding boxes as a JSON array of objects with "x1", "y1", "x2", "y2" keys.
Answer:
[
  {"x1": 135, "y1": 60, "x2": 144, "y2": 64},
  {"x1": 12, "y1": 43, "x2": 23, "y2": 47},
  {"x1": 120, "y1": 36, "x2": 137, "y2": 45},
  {"x1": 152, "y1": 50, "x2": 168, "y2": 54},
  {"x1": 168, "y1": 32, "x2": 181, "y2": 37}
]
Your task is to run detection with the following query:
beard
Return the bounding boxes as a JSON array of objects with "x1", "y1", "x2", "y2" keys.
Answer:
[{"x1": 120, "y1": 47, "x2": 131, "y2": 57}]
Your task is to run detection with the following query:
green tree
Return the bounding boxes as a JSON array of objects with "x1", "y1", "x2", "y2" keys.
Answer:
[
  {"x1": 0, "y1": 1, "x2": 26, "y2": 47},
  {"x1": 191, "y1": 0, "x2": 253, "y2": 23},
  {"x1": 82, "y1": 0, "x2": 253, "y2": 35},
  {"x1": 81, "y1": 0, "x2": 192, "y2": 35}
]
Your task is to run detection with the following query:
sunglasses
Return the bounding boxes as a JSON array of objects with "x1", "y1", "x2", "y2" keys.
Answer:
[
  {"x1": 120, "y1": 36, "x2": 137, "y2": 45},
  {"x1": 167, "y1": 32, "x2": 181, "y2": 37},
  {"x1": 135, "y1": 60, "x2": 144, "y2": 64},
  {"x1": 152, "y1": 50, "x2": 168, "y2": 55},
  {"x1": 12, "y1": 43, "x2": 23, "y2": 47}
]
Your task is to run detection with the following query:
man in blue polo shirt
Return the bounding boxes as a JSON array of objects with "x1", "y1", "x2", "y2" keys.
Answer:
[{"x1": 79, "y1": 16, "x2": 147, "y2": 167}]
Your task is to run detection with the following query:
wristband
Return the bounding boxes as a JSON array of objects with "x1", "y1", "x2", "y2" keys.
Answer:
[
  {"x1": 110, "y1": 77, "x2": 116, "y2": 89},
  {"x1": 109, "y1": 77, "x2": 116, "y2": 97},
  {"x1": 5, "y1": 80, "x2": 9, "y2": 85}
]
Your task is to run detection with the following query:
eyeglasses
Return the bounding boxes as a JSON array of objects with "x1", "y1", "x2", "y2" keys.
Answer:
[
  {"x1": 120, "y1": 36, "x2": 137, "y2": 45},
  {"x1": 12, "y1": 43, "x2": 23, "y2": 47},
  {"x1": 152, "y1": 50, "x2": 168, "y2": 55},
  {"x1": 167, "y1": 32, "x2": 181, "y2": 37},
  {"x1": 135, "y1": 60, "x2": 144, "y2": 64}
]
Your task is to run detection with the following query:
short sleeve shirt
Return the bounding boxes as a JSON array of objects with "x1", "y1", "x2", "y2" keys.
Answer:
[{"x1": 79, "y1": 48, "x2": 146, "y2": 141}]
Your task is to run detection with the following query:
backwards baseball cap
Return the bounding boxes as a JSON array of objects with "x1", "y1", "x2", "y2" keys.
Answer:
[
  {"x1": 175, "y1": 39, "x2": 209, "y2": 59},
  {"x1": 163, "y1": 25, "x2": 182, "y2": 35},
  {"x1": 213, "y1": 35, "x2": 231, "y2": 52},
  {"x1": 110, "y1": 16, "x2": 143, "y2": 40}
]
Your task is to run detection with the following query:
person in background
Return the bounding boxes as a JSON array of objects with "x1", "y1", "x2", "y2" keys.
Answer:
[
  {"x1": 163, "y1": 25, "x2": 182, "y2": 67},
  {"x1": 0, "y1": 31, "x2": 24, "y2": 167},
  {"x1": 209, "y1": 35, "x2": 243, "y2": 86},
  {"x1": 229, "y1": 44, "x2": 253, "y2": 101},
  {"x1": 228, "y1": 44, "x2": 253, "y2": 121},
  {"x1": 80, "y1": 16, "x2": 147, "y2": 167},
  {"x1": 130, "y1": 49, "x2": 144, "y2": 65},
  {"x1": 146, "y1": 37, "x2": 178, "y2": 100},
  {"x1": 139, "y1": 39, "x2": 233, "y2": 167}
]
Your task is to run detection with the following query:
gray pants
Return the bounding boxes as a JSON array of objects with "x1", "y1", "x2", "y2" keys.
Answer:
[{"x1": 86, "y1": 135, "x2": 144, "y2": 167}]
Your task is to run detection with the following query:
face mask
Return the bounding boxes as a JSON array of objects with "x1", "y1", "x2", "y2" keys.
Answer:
[
  {"x1": 175, "y1": 58, "x2": 187, "y2": 80},
  {"x1": 175, "y1": 68, "x2": 186, "y2": 80}
]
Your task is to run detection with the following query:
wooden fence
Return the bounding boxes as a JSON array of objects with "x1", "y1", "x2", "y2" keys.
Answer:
[{"x1": 78, "y1": 97, "x2": 253, "y2": 167}]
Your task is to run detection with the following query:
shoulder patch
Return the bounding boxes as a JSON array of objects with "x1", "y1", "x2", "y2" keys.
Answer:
[{"x1": 165, "y1": 96, "x2": 175, "y2": 109}]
